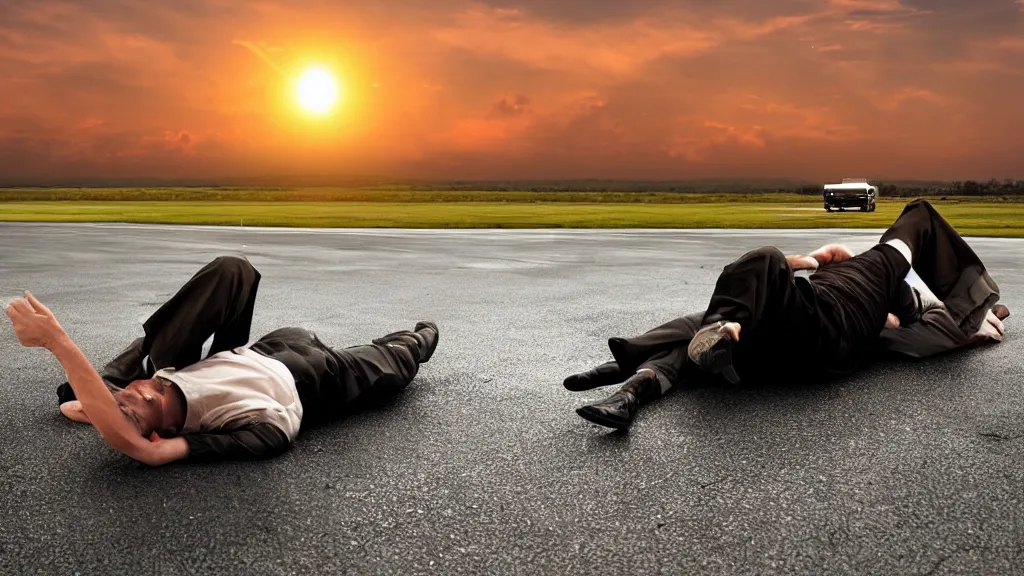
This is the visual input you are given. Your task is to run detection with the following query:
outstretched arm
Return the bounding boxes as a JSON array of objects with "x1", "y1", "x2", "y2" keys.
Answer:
[{"x1": 5, "y1": 292, "x2": 188, "y2": 466}]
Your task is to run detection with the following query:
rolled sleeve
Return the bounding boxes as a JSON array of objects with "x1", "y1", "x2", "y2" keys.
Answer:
[{"x1": 183, "y1": 421, "x2": 291, "y2": 462}]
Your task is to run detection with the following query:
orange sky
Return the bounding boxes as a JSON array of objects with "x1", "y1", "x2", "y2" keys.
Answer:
[{"x1": 1, "y1": 0, "x2": 1023, "y2": 181}]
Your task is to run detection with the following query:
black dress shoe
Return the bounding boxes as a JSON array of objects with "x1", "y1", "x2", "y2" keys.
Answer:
[
  {"x1": 56, "y1": 378, "x2": 122, "y2": 405},
  {"x1": 56, "y1": 381, "x2": 77, "y2": 405},
  {"x1": 563, "y1": 361, "x2": 625, "y2": 391},
  {"x1": 575, "y1": 390, "x2": 638, "y2": 429},
  {"x1": 414, "y1": 321, "x2": 439, "y2": 362},
  {"x1": 374, "y1": 322, "x2": 440, "y2": 363}
]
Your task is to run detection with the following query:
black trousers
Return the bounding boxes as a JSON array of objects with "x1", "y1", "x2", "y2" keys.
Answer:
[
  {"x1": 582, "y1": 200, "x2": 994, "y2": 390},
  {"x1": 701, "y1": 243, "x2": 916, "y2": 380},
  {"x1": 583, "y1": 246, "x2": 914, "y2": 387},
  {"x1": 57, "y1": 256, "x2": 433, "y2": 427},
  {"x1": 879, "y1": 199, "x2": 998, "y2": 334},
  {"x1": 578, "y1": 312, "x2": 710, "y2": 392},
  {"x1": 581, "y1": 347, "x2": 694, "y2": 392},
  {"x1": 873, "y1": 199, "x2": 1000, "y2": 358},
  {"x1": 250, "y1": 327, "x2": 427, "y2": 426},
  {"x1": 627, "y1": 314, "x2": 704, "y2": 387}
]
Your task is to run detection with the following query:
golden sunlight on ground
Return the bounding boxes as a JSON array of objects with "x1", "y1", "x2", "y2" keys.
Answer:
[{"x1": 296, "y1": 66, "x2": 340, "y2": 115}]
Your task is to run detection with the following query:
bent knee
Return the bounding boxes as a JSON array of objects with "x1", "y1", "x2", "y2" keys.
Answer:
[
  {"x1": 723, "y1": 246, "x2": 787, "y2": 274},
  {"x1": 212, "y1": 255, "x2": 254, "y2": 270},
  {"x1": 211, "y1": 255, "x2": 258, "y2": 279},
  {"x1": 750, "y1": 246, "x2": 787, "y2": 267},
  {"x1": 904, "y1": 198, "x2": 936, "y2": 214}
]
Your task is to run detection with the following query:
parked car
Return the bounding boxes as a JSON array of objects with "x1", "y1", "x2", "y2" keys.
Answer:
[{"x1": 823, "y1": 179, "x2": 877, "y2": 212}]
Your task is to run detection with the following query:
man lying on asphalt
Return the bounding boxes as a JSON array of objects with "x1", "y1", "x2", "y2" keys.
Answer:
[
  {"x1": 567, "y1": 199, "x2": 1009, "y2": 429},
  {"x1": 4, "y1": 256, "x2": 439, "y2": 466}
]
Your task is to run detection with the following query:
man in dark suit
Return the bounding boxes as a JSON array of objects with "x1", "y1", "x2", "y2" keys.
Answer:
[{"x1": 567, "y1": 199, "x2": 1008, "y2": 429}]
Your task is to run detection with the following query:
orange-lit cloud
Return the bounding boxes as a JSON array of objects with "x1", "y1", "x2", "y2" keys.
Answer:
[{"x1": 0, "y1": 0, "x2": 1022, "y2": 182}]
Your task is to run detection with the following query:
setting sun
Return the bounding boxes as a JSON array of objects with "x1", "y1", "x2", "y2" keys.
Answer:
[{"x1": 296, "y1": 67, "x2": 339, "y2": 115}]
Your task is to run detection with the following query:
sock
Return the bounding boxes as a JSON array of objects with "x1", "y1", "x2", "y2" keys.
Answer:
[
  {"x1": 620, "y1": 369, "x2": 664, "y2": 403},
  {"x1": 885, "y1": 239, "x2": 913, "y2": 265},
  {"x1": 904, "y1": 267, "x2": 937, "y2": 301},
  {"x1": 201, "y1": 332, "x2": 215, "y2": 360},
  {"x1": 651, "y1": 369, "x2": 672, "y2": 394},
  {"x1": 904, "y1": 266, "x2": 943, "y2": 310}
]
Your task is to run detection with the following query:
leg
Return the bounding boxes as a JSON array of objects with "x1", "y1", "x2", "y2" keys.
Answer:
[
  {"x1": 575, "y1": 347, "x2": 689, "y2": 430},
  {"x1": 563, "y1": 361, "x2": 627, "y2": 391},
  {"x1": 572, "y1": 311, "x2": 709, "y2": 428},
  {"x1": 636, "y1": 347, "x2": 691, "y2": 396},
  {"x1": 689, "y1": 247, "x2": 815, "y2": 383},
  {"x1": 699, "y1": 246, "x2": 800, "y2": 332},
  {"x1": 569, "y1": 310, "x2": 709, "y2": 393},
  {"x1": 878, "y1": 306, "x2": 985, "y2": 359},
  {"x1": 880, "y1": 199, "x2": 975, "y2": 291},
  {"x1": 142, "y1": 255, "x2": 261, "y2": 371},
  {"x1": 879, "y1": 298, "x2": 1007, "y2": 360},
  {"x1": 56, "y1": 255, "x2": 261, "y2": 405},
  {"x1": 880, "y1": 198, "x2": 1001, "y2": 337},
  {"x1": 250, "y1": 322, "x2": 439, "y2": 427},
  {"x1": 802, "y1": 244, "x2": 917, "y2": 376}
]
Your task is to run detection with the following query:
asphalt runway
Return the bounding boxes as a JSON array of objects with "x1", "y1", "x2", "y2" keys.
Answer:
[{"x1": 1, "y1": 222, "x2": 1022, "y2": 575}]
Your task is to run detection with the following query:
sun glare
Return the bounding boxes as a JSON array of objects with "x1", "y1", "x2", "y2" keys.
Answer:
[{"x1": 296, "y1": 67, "x2": 339, "y2": 115}]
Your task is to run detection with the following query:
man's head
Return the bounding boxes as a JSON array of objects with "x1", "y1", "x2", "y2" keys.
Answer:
[{"x1": 113, "y1": 378, "x2": 182, "y2": 437}]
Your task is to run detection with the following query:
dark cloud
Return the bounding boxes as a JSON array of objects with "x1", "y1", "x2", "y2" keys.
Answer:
[
  {"x1": 489, "y1": 94, "x2": 531, "y2": 118},
  {"x1": 901, "y1": 0, "x2": 1011, "y2": 11},
  {"x1": 475, "y1": 0, "x2": 823, "y2": 23},
  {"x1": 474, "y1": 0, "x2": 680, "y2": 22}
]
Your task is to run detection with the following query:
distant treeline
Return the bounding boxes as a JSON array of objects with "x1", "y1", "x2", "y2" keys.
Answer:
[
  {"x1": 384, "y1": 178, "x2": 1024, "y2": 196},
  {"x1": 0, "y1": 188, "x2": 816, "y2": 203},
  {"x1": 390, "y1": 179, "x2": 813, "y2": 193},
  {"x1": 0, "y1": 177, "x2": 814, "y2": 193},
  {"x1": 3, "y1": 178, "x2": 1024, "y2": 197},
  {"x1": 795, "y1": 179, "x2": 1024, "y2": 197}
]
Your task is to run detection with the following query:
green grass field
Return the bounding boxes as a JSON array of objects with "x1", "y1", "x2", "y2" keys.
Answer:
[
  {"x1": 2, "y1": 189, "x2": 1023, "y2": 236},
  {"x1": 0, "y1": 187, "x2": 825, "y2": 203}
]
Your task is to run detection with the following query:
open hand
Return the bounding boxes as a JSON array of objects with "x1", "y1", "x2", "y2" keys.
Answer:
[
  {"x1": 809, "y1": 244, "x2": 855, "y2": 266},
  {"x1": 980, "y1": 309, "x2": 1004, "y2": 342},
  {"x1": 4, "y1": 291, "x2": 67, "y2": 349},
  {"x1": 786, "y1": 254, "x2": 819, "y2": 271},
  {"x1": 884, "y1": 313, "x2": 900, "y2": 329}
]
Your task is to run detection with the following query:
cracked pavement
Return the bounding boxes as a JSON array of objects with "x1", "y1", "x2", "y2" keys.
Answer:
[{"x1": 1, "y1": 222, "x2": 1023, "y2": 575}]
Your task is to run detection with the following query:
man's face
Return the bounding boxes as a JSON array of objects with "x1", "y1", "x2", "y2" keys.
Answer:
[{"x1": 114, "y1": 379, "x2": 171, "y2": 436}]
